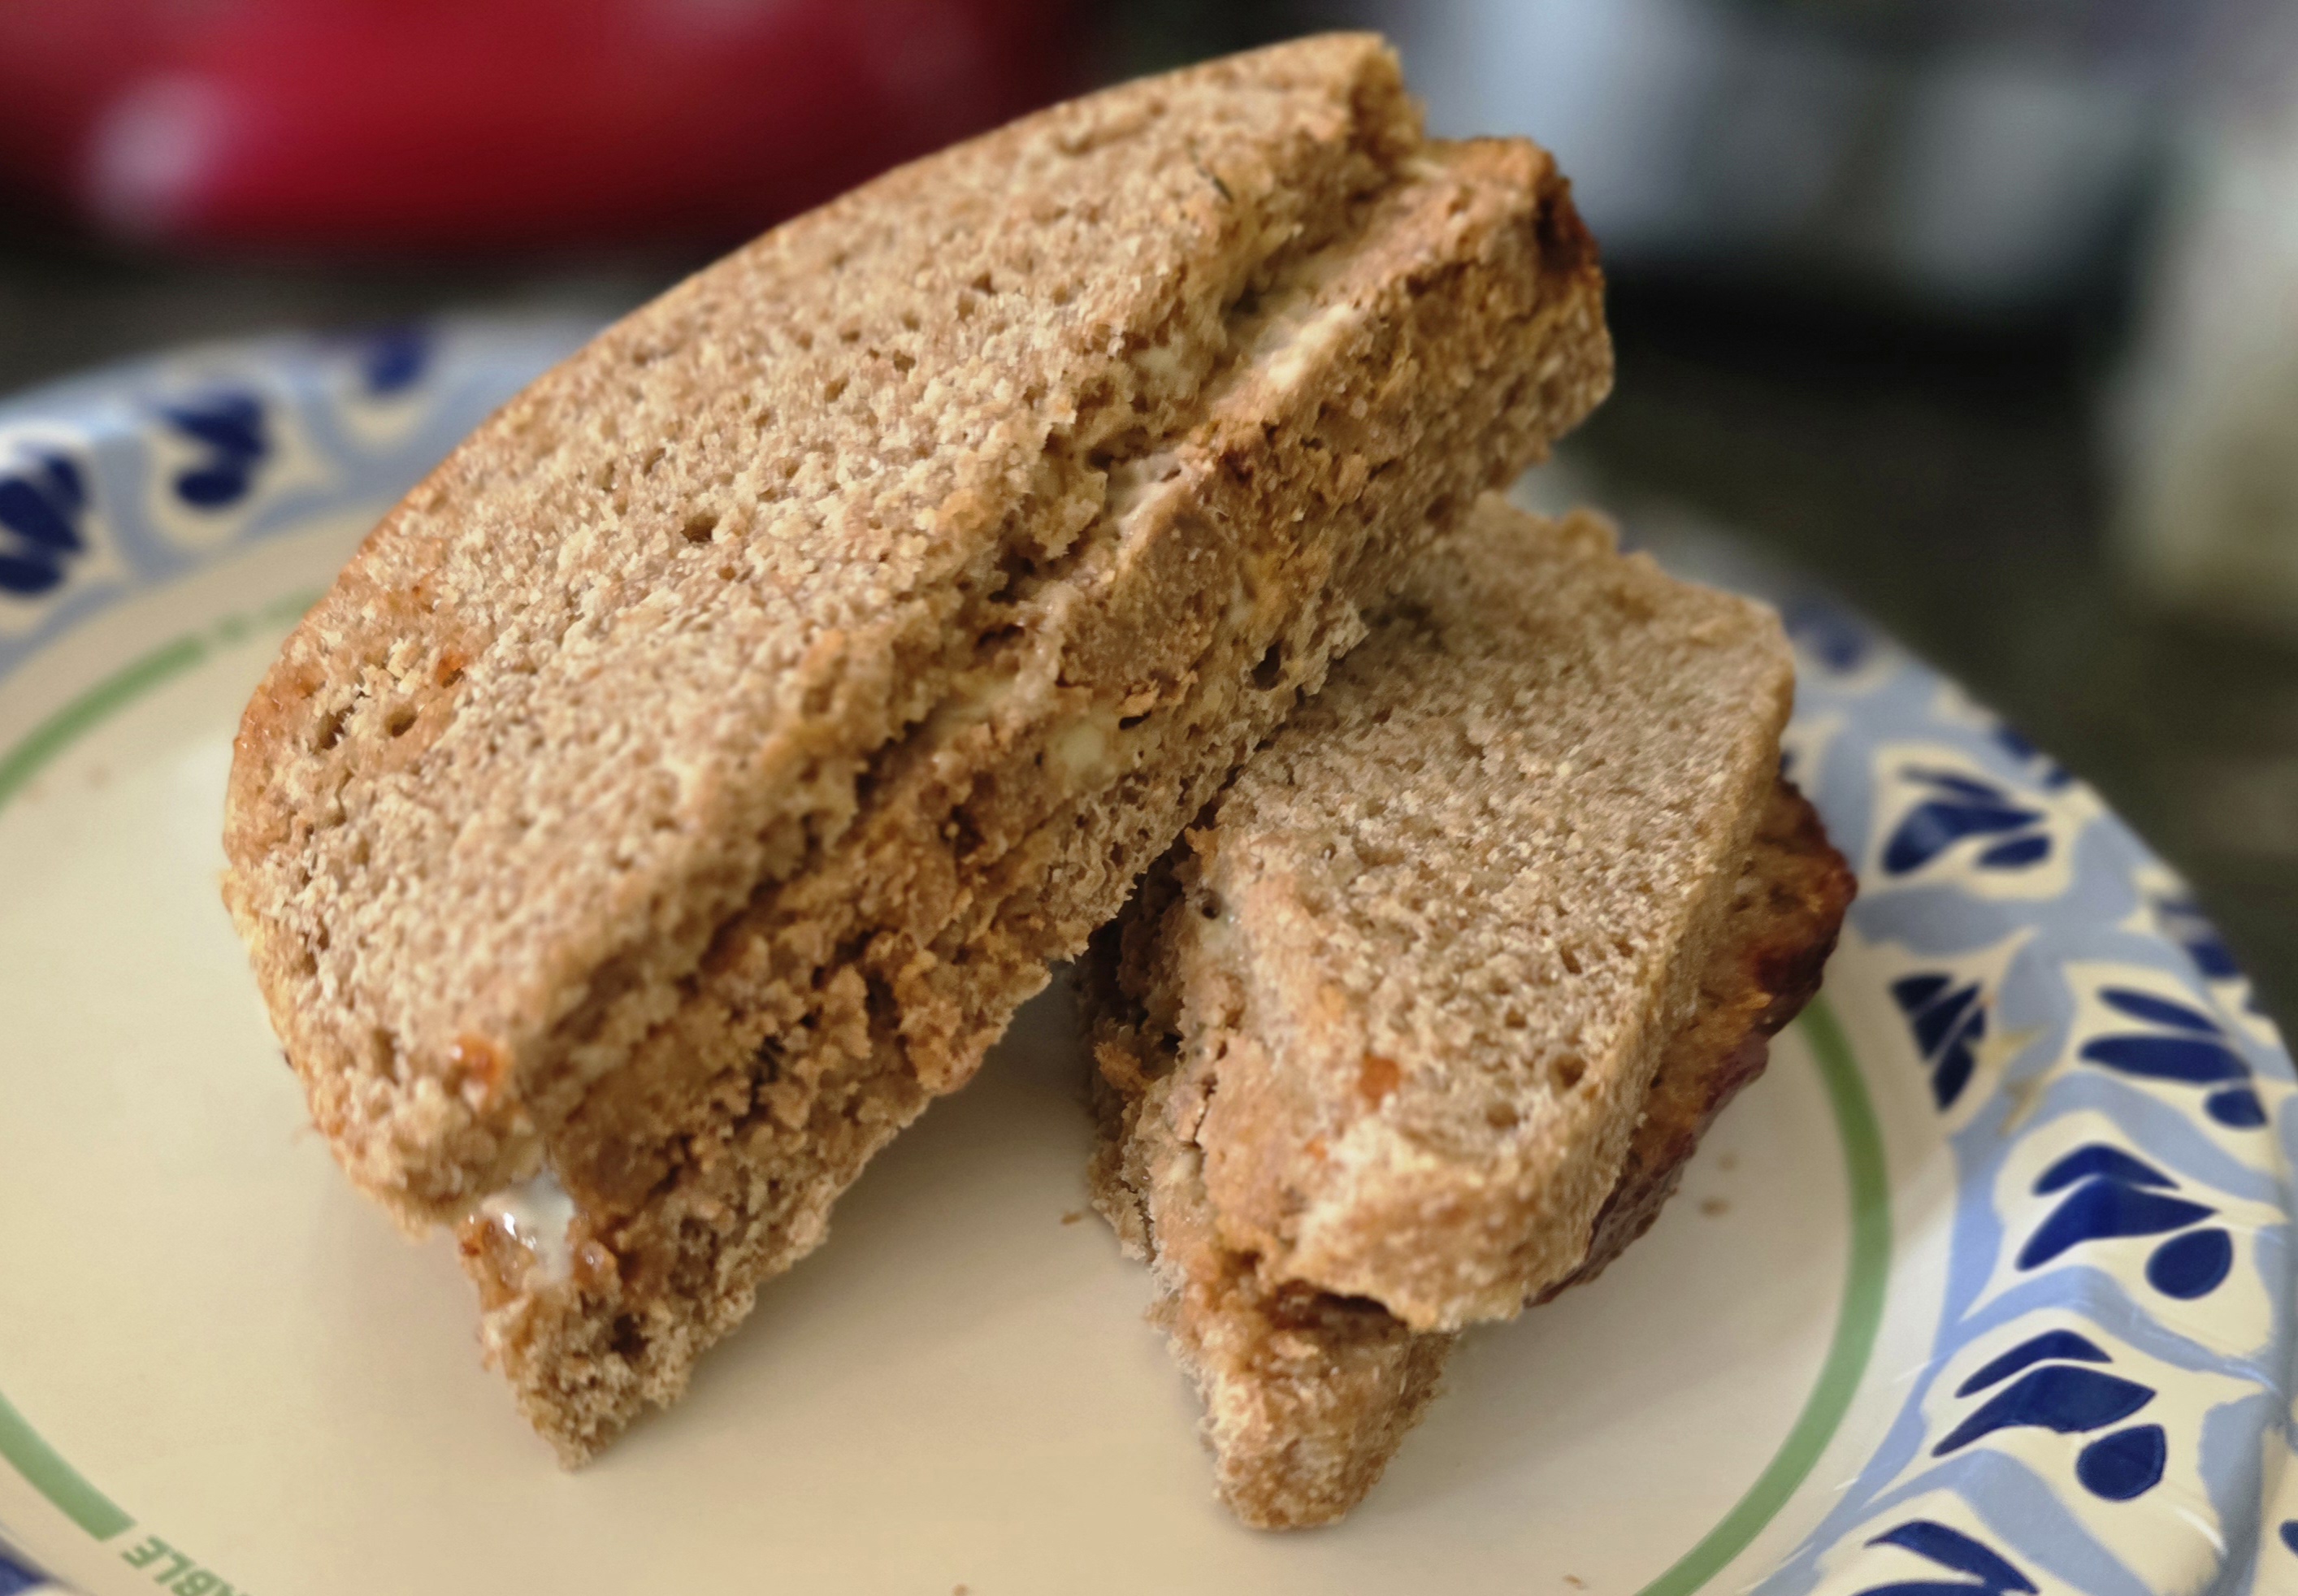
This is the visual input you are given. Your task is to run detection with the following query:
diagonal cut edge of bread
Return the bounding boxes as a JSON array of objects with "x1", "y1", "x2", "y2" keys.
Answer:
[
  {"x1": 1086, "y1": 770, "x2": 1854, "y2": 1527},
  {"x1": 1102, "y1": 500, "x2": 1802, "y2": 1334},
  {"x1": 221, "y1": 37, "x2": 1612, "y2": 1459}
]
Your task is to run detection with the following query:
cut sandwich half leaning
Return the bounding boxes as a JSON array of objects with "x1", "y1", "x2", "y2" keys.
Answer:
[
  {"x1": 219, "y1": 36, "x2": 1613, "y2": 1460},
  {"x1": 1085, "y1": 498, "x2": 1855, "y2": 1527}
]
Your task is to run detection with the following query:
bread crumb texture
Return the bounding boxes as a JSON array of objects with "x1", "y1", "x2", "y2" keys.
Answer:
[
  {"x1": 222, "y1": 36, "x2": 1611, "y2": 1459},
  {"x1": 1170, "y1": 501, "x2": 1793, "y2": 1327}
]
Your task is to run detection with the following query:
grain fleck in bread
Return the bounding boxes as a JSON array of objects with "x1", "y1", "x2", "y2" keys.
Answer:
[
  {"x1": 1086, "y1": 772, "x2": 1854, "y2": 1528},
  {"x1": 220, "y1": 37, "x2": 1612, "y2": 1459}
]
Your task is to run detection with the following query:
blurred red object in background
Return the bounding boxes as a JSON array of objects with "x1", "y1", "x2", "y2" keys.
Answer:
[{"x1": 0, "y1": 0, "x2": 1075, "y2": 254}]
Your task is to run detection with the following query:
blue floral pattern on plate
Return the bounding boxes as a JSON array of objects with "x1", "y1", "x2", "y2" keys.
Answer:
[{"x1": 1710, "y1": 575, "x2": 2296, "y2": 1596}]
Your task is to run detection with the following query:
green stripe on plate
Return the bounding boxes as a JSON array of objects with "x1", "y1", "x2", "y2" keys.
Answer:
[
  {"x1": 0, "y1": 1392, "x2": 130, "y2": 1542},
  {"x1": 0, "y1": 616, "x2": 271, "y2": 1546},
  {"x1": 0, "y1": 632, "x2": 210, "y2": 812},
  {"x1": 1635, "y1": 995, "x2": 1893, "y2": 1596}
]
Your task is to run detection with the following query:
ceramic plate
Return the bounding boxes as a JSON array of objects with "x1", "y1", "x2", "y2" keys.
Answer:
[{"x1": 1, "y1": 324, "x2": 2293, "y2": 1596}]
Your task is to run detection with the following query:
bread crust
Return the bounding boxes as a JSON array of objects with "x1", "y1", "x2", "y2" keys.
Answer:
[{"x1": 1087, "y1": 777, "x2": 1854, "y2": 1528}]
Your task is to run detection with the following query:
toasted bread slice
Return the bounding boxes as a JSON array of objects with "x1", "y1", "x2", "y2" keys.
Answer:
[
  {"x1": 1086, "y1": 775, "x2": 1852, "y2": 1526},
  {"x1": 1081, "y1": 499, "x2": 1851, "y2": 1524},
  {"x1": 1097, "y1": 500, "x2": 1795, "y2": 1333},
  {"x1": 221, "y1": 37, "x2": 1611, "y2": 1459}
]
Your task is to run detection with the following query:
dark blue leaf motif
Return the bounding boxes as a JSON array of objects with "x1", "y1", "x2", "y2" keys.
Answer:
[
  {"x1": 1934, "y1": 1329, "x2": 2168, "y2": 1501},
  {"x1": 2081, "y1": 1034, "x2": 2246, "y2": 1084},
  {"x1": 1783, "y1": 596, "x2": 1872, "y2": 673},
  {"x1": 356, "y1": 324, "x2": 429, "y2": 394},
  {"x1": 2282, "y1": 1518, "x2": 2298, "y2": 1555},
  {"x1": 1906, "y1": 982, "x2": 1975, "y2": 1056},
  {"x1": 1954, "y1": 1329, "x2": 2110, "y2": 1396},
  {"x1": 1856, "y1": 1519, "x2": 2038, "y2": 1596},
  {"x1": 2033, "y1": 1145, "x2": 2174, "y2": 1195},
  {"x1": 2153, "y1": 891, "x2": 2244, "y2": 982},
  {"x1": 1892, "y1": 973, "x2": 1987, "y2": 1109},
  {"x1": 1992, "y1": 722, "x2": 2076, "y2": 790},
  {"x1": 0, "y1": 450, "x2": 91, "y2": 598},
  {"x1": 2082, "y1": 985, "x2": 2270, "y2": 1132},
  {"x1": 2144, "y1": 1229, "x2": 2233, "y2": 1299},
  {"x1": 0, "y1": 551, "x2": 63, "y2": 596},
  {"x1": 1977, "y1": 833, "x2": 2050, "y2": 868},
  {"x1": 0, "y1": 1542, "x2": 46, "y2": 1596},
  {"x1": 2100, "y1": 988, "x2": 2220, "y2": 1034},
  {"x1": 1884, "y1": 768, "x2": 2049, "y2": 877},
  {"x1": 2084, "y1": 988, "x2": 2241, "y2": 1084},
  {"x1": 2019, "y1": 1183, "x2": 2213, "y2": 1272},
  {"x1": 2205, "y1": 1086, "x2": 2266, "y2": 1128},
  {"x1": 2018, "y1": 1143, "x2": 2233, "y2": 1300},
  {"x1": 2075, "y1": 1424, "x2": 2167, "y2": 1499},
  {"x1": 1914, "y1": 771, "x2": 2009, "y2": 803},
  {"x1": 1934, "y1": 1364, "x2": 2154, "y2": 1455},
  {"x1": 162, "y1": 391, "x2": 268, "y2": 509}
]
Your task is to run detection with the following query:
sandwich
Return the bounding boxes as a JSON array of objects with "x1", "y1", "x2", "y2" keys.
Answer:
[
  {"x1": 219, "y1": 36, "x2": 1613, "y2": 1461},
  {"x1": 1084, "y1": 498, "x2": 1854, "y2": 1525}
]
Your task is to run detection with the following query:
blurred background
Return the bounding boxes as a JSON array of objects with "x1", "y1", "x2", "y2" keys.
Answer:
[{"x1": 2, "y1": 0, "x2": 2296, "y2": 1012}]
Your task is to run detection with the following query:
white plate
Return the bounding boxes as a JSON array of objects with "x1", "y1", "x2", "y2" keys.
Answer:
[{"x1": 0, "y1": 323, "x2": 2291, "y2": 1595}]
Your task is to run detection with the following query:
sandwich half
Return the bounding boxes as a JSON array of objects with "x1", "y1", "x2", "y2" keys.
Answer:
[
  {"x1": 219, "y1": 36, "x2": 1612, "y2": 1460},
  {"x1": 1084, "y1": 499, "x2": 1854, "y2": 1526}
]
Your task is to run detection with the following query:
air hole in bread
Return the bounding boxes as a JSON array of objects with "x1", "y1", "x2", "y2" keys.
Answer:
[
  {"x1": 384, "y1": 705, "x2": 417, "y2": 739},
  {"x1": 1551, "y1": 1055, "x2": 1586, "y2": 1092},
  {"x1": 822, "y1": 377, "x2": 848, "y2": 404},
  {"x1": 1252, "y1": 638, "x2": 1287, "y2": 690},
  {"x1": 682, "y1": 512, "x2": 720, "y2": 545},
  {"x1": 311, "y1": 706, "x2": 348, "y2": 753}
]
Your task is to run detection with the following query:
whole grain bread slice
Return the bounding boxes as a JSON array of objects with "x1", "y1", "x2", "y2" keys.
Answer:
[
  {"x1": 1108, "y1": 500, "x2": 1796, "y2": 1333},
  {"x1": 1086, "y1": 773, "x2": 1854, "y2": 1526},
  {"x1": 222, "y1": 36, "x2": 1611, "y2": 1459}
]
